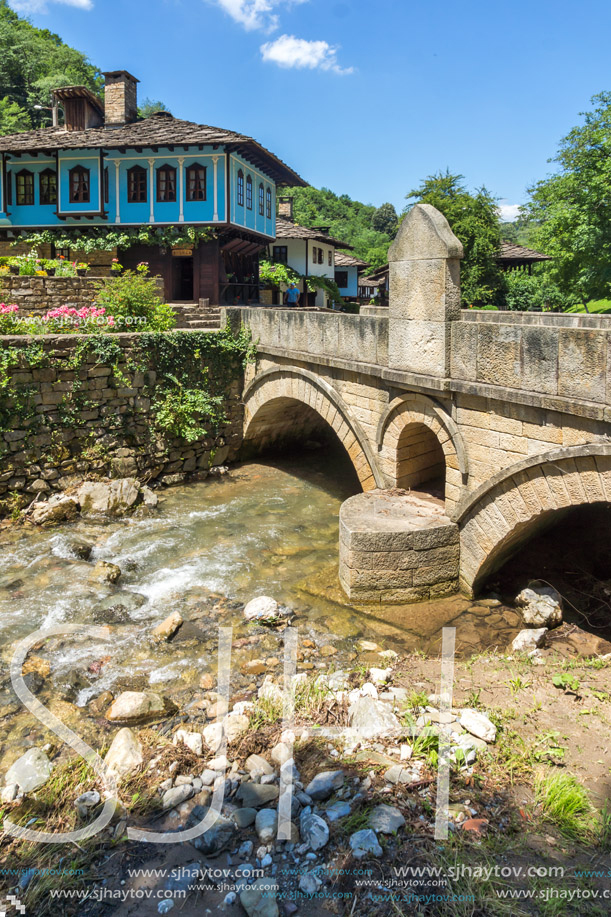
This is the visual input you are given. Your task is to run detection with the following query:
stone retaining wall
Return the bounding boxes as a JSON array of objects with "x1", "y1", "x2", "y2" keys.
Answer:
[
  {"x1": 0, "y1": 275, "x2": 107, "y2": 313},
  {"x1": 0, "y1": 332, "x2": 244, "y2": 512}
]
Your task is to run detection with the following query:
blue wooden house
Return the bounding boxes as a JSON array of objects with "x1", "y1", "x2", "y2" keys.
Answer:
[{"x1": 0, "y1": 71, "x2": 305, "y2": 303}]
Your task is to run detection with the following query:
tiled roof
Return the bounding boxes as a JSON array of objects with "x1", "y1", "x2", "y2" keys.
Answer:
[
  {"x1": 0, "y1": 111, "x2": 306, "y2": 187},
  {"x1": 334, "y1": 251, "x2": 368, "y2": 267},
  {"x1": 275, "y1": 217, "x2": 352, "y2": 249},
  {"x1": 358, "y1": 274, "x2": 383, "y2": 287},
  {"x1": 498, "y1": 240, "x2": 551, "y2": 262}
]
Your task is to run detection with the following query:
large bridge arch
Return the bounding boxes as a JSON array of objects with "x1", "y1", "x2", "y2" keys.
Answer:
[
  {"x1": 457, "y1": 444, "x2": 611, "y2": 593},
  {"x1": 377, "y1": 393, "x2": 468, "y2": 511},
  {"x1": 241, "y1": 367, "x2": 384, "y2": 492}
]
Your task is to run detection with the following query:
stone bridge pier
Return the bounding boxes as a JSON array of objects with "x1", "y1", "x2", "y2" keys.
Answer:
[{"x1": 223, "y1": 204, "x2": 611, "y2": 603}]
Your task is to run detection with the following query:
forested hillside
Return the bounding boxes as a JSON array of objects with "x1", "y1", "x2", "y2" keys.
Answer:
[
  {"x1": 279, "y1": 187, "x2": 398, "y2": 271},
  {"x1": 0, "y1": 0, "x2": 101, "y2": 134}
]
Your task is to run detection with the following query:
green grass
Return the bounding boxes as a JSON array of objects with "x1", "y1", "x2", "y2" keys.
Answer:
[
  {"x1": 565, "y1": 299, "x2": 611, "y2": 314},
  {"x1": 535, "y1": 771, "x2": 597, "y2": 841}
]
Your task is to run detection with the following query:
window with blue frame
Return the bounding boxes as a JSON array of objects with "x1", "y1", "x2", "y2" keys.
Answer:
[
  {"x1": 246, "y1": 175, "x2": 253, "y2": 210},
  {"x1": 156, "y1": 164, "x2": 176, "y2": 202},
  {"x1": 186, "y1": 164, "x2": 206, "y2": 201},
  {"x1": 39, "y1": 169, "x2": 57, "y2": 206},
  {"x1": 69, "y1": 166, "x2": 90, "y2": 204},
  {"x1": 104, "y1": 167, "x2": 109, "y2": 205},
  {"x1": 259, "y1": 183, "x2": 264, "y2": 216},
  {"x1": 127, "y1": 165, "x2": 147, "y2": 204},
  {"x1": 237, "y1": 170, "x2": 244, "y2": 207},
  {"x1": 266, "y1": 186, "x2": 272, "y2": 218},
  {"x1": 16, "y1": 170, "x2": 34, "y2": 206}
]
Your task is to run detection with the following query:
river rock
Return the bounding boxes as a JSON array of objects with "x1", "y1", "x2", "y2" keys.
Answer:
[
  {"x1": 28, "y1": 494, "x2": 79, "y2": 526},
  {"x1": 233, "y1": 807, "x2": 257, "y2": 828},
  {"x1": 224, "y1": 713, "x2": 250, "y2": 742},
  {"x1": 299, "y1": 810, "x2": 329, "y2": 850},
  {"x1": 255, "y1": 808, "x2": 278, "y2": 843},
  {"x1": 75, "y1": 790, "x2": 100, "y2": 818},
  {"x1": 271, "y1": 742, "x2": 292, "y2": 766},
  {"x1": 92, "y1": 591, "x2": 147, "y2": 624},
  {"x1": 105, "y1": 691, "x2": 167, "y2": 724},
  {"x1": 516, "y1": 582, "x2": 563, "y2": 629},
  {"x1": 299, "y1": 872, "x2": 322, "y2": 895},
  {"x1": 325, "y1": 801, "x2": 351, "y2": 822},
  {"x1": 75, "y1": 479, "x2": 140, "y2": 516},
  {"x1": 245, "y1": 754, "x2": 274, "y2": 777},
  {"x1": 368, "y1": 667, "x2": 392, "y2": 685},
  {"x1": 141, "y1": 485, "x2": 158, "y2": 507},
  {"x1": 240, "y1": 877, "x2": 279, "y2": 917},
  {"x1": 368, "y1": 804, "x2": 405, "y2": 834},
  {"x1": 5, "y1": 748, "x2": 53, "y2": 793},
  {"x1": 349, "y1": 696, "x2": 401, "y2": 739},
  {"x1": 350, "y1": 828, "x2": 382, "y2": 858},
  {"x1": 152, "y1": 611, "x2": 183, "y2": 643},
  {"x1": 162, "y1": 784, "x2": 194, "y2": 810},
  {"x1": 512, "y1": 628, "x2": 547, "y2": 654},
  {"x1": 203, "y1": 723, "x2": 224, "y2": 752},
  {"x1": 385, "y1": 763, "x2": 424, "y2": 785},
  {"x1": 1, "y1": 784, "x2": 19, "y2": 803},
  {"x1": 89, "y1": 561, "x2": 122, "y2": 585},
  {"x1": 65, "y1": 538, "x2": 93, "y2": 560},
  {"x1": 305, "y1": 770, "x2": 344, "y2": 801},
  {"x1": 190, "y1": 810, "x2": 237, "y2": 856},
  {"x1": 173, "y1": 730, "x2": 203, "y2": 756},
  {"x1": 237, "y1": 782, "x2": 279, "y2": 809},
  {"x1": 104, "y1": 727, "x2": 143, "y2": 780},
  {"x1": 460, "y1": 709, "x2": 496, "y2": 743},
  {"x1": 243, "y1": 596, "x2": 285, "y2": 625}
]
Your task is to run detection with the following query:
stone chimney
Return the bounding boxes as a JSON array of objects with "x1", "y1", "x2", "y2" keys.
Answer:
[
  {"x1": 103, "y1": 71, "x2": 139, "y2": 127},
  {"x1": 278, "y1": 197, "x2": 294, "y2": 221}
]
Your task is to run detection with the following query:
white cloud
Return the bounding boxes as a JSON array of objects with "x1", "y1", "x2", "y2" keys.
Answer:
[
  {"x1": 260, "y1": 33, "x2": 353, "y2": 74},
  {"x1": 497, "y1": 202, "x2": 522, "y2": 222},
  {"x1": 212, "y1": 0, "x2": 306, "y2": 33},
  {"x1": 10, "y1": 0, "x2": 93, "y2": 11}
]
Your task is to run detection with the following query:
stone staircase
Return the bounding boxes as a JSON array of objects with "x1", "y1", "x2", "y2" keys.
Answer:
[{"x1": 170, "y1": 301, "x2": 221, "y2": 330}]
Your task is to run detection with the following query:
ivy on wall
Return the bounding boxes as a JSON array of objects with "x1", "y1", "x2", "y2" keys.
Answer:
[{"x1": 0, "y1": 325, "x2": 255, "y2": 461}]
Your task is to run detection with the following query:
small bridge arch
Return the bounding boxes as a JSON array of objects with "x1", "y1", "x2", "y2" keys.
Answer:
[
  {"x1": 241, "y1": 366, "x2": 384, "y2": 492},
  {"x1": 457, "y1": 445, "x2": 611, "y2": 593}
]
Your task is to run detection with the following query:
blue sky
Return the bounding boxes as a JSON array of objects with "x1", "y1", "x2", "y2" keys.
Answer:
[{"x1": 10, "y1": 0, "x2": 611, "y2": 219}]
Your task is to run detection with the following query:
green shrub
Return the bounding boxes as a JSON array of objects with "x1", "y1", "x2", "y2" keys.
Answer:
[
  {"x1": 93, "y1": 268, "x2": 176, "y2": 332},
  {"x1": 504, "y1": 270, "x2": 577, "y2": 312},
  {"x1": 153, "y1": 375, "x2": 225, "y2": 442}
]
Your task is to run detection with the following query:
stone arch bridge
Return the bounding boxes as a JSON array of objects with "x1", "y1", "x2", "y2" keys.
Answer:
[{"x1": 223, "y1": 205, "x2": 611, "y2": 602}]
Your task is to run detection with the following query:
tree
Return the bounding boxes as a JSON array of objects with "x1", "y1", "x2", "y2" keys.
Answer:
[
  {"x1": 0, "y1": 96, "x2": 30, "y2": 135},
  {"x1": 371, "y1": 202, "x2": 398, "y2": 236},
  {"x1": 0, "y1": 0, "x2": 101, "y2": 129},
  {"x1": 405, "y1": 171, "x2": 505, "y2": 307},
  {"x1": 138, "y1": 97, "x2": 171, "y2": 119},
  {"x1": 524, "y1": 92, "x2": 611, "y2": 303}
]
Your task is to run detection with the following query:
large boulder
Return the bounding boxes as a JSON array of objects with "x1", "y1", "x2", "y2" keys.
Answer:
[
  {"x1": 104, "y1": 727, "x2": 143, "y2": 780},
  {"x1": 105, "y1": 691, "x2": 169, "y2": 724},
  {"x1": 515, "y1": 582, "x2": 563, "y2": 629},
  {"x1": 75, "y1": 479, "x2": 140, "y2": 516},
  {"x1": 5, "y1": 748, "x2": 53, "y2": 793},
  {"x1": 28, "y1": 494, "x2": 79, "y2": 527}
]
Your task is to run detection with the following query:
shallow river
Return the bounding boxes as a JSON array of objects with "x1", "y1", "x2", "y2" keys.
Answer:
[{"x1": 0, "y1": 453, "x2": 522, "y2": 763}]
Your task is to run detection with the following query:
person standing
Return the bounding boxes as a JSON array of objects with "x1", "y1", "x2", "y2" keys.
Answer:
[{"x1": 284, "y1": 282, "x2": 301, "y2": 307}]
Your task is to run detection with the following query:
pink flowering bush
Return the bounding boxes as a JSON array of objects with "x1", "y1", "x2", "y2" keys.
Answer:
[
  {"x1": 0, "y1": 303, "x2": 19, "y2": 334},
  {"x1": 40, "y1": 305, "x2": 116, "y2": 333}
]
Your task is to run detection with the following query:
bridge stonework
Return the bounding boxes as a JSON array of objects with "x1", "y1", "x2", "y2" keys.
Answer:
[{"x1": 223, "y1": 204, "x2": 611, "y2": 601}]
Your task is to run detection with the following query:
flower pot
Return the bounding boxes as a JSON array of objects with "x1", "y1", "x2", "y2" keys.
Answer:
[
  {"x1": 110, "y1": 268, "x2": 122, "y2": 277},
  {"x1": 76, "y1": 269, "x2": 88, "y2": 277},
  {"x1": 9, "y1": 265, "x2": 19, "y2": 275},
  {"x1": 46, "y1": 268, "x2": 56, "y2": 277}
]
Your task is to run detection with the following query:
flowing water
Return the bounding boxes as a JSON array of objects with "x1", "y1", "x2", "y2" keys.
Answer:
[{"x1": 0, "y1": 450, "x2": 523, "y2": 766}]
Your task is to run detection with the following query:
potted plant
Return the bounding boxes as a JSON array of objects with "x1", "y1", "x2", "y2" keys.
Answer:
[
  {"x1": 43, "y1": 259, "x2": 56, "y2": 276},
  {"x1": 110, "y1": 258, "x2": 123, "y2": 275},
  {"x1": 75, "y1": 262, "x2": 89, "y2": 277},
  {"x1": 9, "y1": 260, "x2": 19, "y2": 275}
]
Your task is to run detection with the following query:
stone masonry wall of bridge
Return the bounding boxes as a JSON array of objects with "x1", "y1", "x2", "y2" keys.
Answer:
[{"x1": 223, "y1": 204, "x2": 611, "y2": 599}]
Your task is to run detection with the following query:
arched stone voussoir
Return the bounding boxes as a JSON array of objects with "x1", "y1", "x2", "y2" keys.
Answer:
[
  {"x1": 458, "y1": 444, "x2": 611, "y2": 593},
  {"x1": 242, "y1": 365, "x2": 384, "y2": 490}
]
